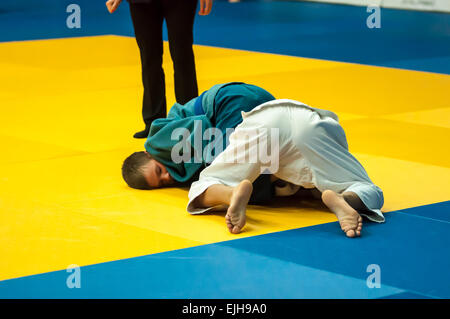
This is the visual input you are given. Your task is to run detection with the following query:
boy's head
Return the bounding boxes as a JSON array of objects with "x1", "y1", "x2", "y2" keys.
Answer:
[{"x1": 122, "y1": 151, "x2": 175, "y2": 189}]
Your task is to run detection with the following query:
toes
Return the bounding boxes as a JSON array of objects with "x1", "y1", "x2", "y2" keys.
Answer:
[
  {"x1": 225, "y1": 214, "x2": 233, "y2": 233},
  {"x1": 346, "y1": 229, "x2": 356, "y2": 238},
  {"x1": 226, "y1": 213, "x2": 243, "y2": 234},
  {"x1": 232, "y1": 225, "x2": 241, "y2": 234},
  {"x1": 340, "y1": 215, "x2": 362, "y2": 238},
  {"x1": 357, "y1": 221, "x2": 363, "y2": 233},
  {"x1": 341, "y1": 224, "x2": 351, "y2": 233}
]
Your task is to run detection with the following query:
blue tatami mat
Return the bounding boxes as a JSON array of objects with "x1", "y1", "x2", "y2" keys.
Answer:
[
  {"x1": 1, "y1": 0, "x2": 449, "y2": 74},
  {"x1": 395, "y1": 201, "x2": 450, "y2": 223},
  {"x1": 1, "y1": 202, "x2": 449, "y2": 299}
]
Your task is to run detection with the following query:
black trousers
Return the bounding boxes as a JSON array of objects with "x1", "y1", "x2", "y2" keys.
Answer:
[{"x1": 129, "y1": 0, "x2": 199, "y2": 128}]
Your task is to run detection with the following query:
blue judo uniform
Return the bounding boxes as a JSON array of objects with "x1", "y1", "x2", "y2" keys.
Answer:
[{"x1": 144, "y1": 82, "x2": 276, "y2": 203}]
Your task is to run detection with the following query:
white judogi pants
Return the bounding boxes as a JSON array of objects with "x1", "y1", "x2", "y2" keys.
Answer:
[{"x1": 187, "y1": 99, "x2": 385, "y2": 223}]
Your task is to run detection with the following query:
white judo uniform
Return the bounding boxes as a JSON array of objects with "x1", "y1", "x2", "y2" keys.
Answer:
[{"x1": 187, "y1": 99, "x2": 385, "y2": 223}]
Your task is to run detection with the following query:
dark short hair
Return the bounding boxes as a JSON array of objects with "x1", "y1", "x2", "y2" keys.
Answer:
[{"x1": 122, "y1": 151, "x2": 152, "y2": 190}]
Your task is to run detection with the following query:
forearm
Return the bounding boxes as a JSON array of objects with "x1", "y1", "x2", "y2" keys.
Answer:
[{"x1": 192, "y1": 184, "x2": 233, "y2": 208}]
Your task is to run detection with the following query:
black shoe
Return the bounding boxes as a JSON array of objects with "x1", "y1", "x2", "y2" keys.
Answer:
[{"x1": 133, "y1": 128, "x2": 150, "y2": 139}]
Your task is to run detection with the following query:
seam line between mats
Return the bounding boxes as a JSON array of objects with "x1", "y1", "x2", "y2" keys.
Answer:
[{"x1": 393, "y1": 211, "x2": 450, "y2": 225}]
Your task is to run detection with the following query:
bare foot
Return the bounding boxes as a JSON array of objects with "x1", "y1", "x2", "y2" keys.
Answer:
[
  {"x1": 225, "y1": 180, "x2": 253, "y2": 234},
  {"x1": 322, "y1": 190, "x2": 363, "y2": 238}
]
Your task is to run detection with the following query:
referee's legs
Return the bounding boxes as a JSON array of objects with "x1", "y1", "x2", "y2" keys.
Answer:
[{"x1": 129, "y1": 1, "x2": 167, "y2": 138}]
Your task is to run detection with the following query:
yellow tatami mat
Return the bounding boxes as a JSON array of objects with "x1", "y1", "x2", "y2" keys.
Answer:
[{"x1": 0, "y1": 35, "x2": 449, "y2": 280}]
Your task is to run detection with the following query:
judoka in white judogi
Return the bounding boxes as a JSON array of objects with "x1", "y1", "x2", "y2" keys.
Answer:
[{"x1": 187, "y1": 99, "x2": 385, "y2": 224}]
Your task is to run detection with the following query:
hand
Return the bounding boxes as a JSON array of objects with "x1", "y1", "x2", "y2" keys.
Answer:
[
  {"x1": 106, "y1": 0, "x2": 122, "y2": 14},
  {"x1": 198, "y1": 0, "x2": 213, "y2": 16}
]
